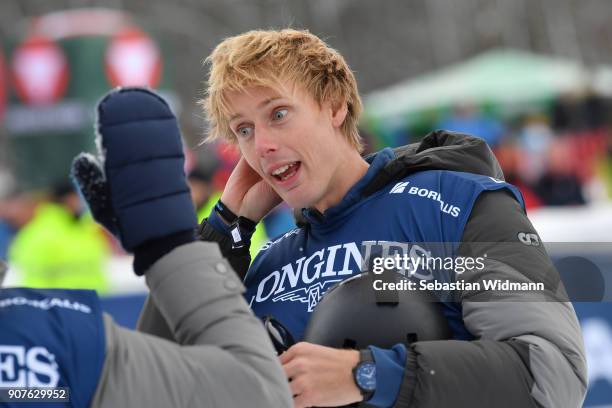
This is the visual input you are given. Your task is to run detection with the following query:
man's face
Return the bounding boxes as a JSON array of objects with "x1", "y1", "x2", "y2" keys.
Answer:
[{"x1": 226, "y1": 82, "x2": 350, "y2": 210}]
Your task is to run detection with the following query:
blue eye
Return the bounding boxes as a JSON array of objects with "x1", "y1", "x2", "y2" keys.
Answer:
[
  {"x1": 237, "y1": 126, "x2": 253, "y2": 138},
  {"x1": 273, "y1": 108, "x2": 288, "y2": 120}
]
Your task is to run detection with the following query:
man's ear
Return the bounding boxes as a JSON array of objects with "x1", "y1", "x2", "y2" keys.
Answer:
[{"x1": 330, "y1": 100, "x2": 348, "y2": 129}]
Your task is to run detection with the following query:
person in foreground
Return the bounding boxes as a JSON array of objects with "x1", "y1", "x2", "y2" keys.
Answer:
[
  {"x1": 0, "y1": 87, "x2": 292, "y2": 408},
  {"x1": 196, "y1": 29, "x2": 588, "y2": 407}
]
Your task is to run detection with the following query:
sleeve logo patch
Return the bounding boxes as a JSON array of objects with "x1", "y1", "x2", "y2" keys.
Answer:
[{"x1": 518, "y1": 232, "x2": 540, "y2": 246}]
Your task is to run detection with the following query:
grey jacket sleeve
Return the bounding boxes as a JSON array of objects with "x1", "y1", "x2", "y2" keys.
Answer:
[
  {"x1": 135, "y1": 293, "x2": 175, "y2": 340},
  {"x1": 134, "y1": 219, "x2": 254, "y2": 340},
  {"x1": 90, "y1": 241, "x2": 292, "y2": 408},
  {"x1": 134, "y1": 217, "x2": 255, "y2": 341},
  {"x1": 394, "y1": 190, "x2": 587, "y2": 408}
]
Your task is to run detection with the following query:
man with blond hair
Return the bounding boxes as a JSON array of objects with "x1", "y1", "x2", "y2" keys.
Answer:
[{"x1": 197, "y1": 29, "x2": 587, "y2": 407}]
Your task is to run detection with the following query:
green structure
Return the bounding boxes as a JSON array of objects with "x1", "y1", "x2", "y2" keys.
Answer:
[
  {"x1": 363, "y1": 49, "x2": 590, "y2": 144},
  {"x1": 3, "y1": 8, "x2": 175, "y2": 191}
]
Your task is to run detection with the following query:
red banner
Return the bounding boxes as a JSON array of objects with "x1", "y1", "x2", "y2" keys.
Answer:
[
  {"x1": 105, "y1": 28, "x2": 162, "y2": 88},
  {"x1": 11, "y1": 35, "x2": 69, "y2": 106}
]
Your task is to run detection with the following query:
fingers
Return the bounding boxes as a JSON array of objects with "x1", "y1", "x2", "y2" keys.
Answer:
[
  {"x1": 235, "y1": 156, "x2": 263, "y2": 183},
  {"x1": 288, "y1": 376, "x2": 306, "y2": 396},
  {"x1": 291, "y1": 377, "x2": 319, "y2": 408},
  {"x1": 285, "y1": 364, "x2": 311, "y2": 408},
  {"x1": 279, "y1": 349, "x2": 294, "y2": 365},
  {"x1": 282, "y1": 356, "x2": 308, "y2": 380},
  {"x1": 71, "y1": 153, "x2": 117, "y2": 235},
  {"x1": 279, "y1": 342, "x2": 310, "y2": 364},
  {"x1": 292, "y1": 391, "x2": 310, "y2": 408},
  {"x1": 281, "y1": 343, "x2": 313, "y2": 392},
  {"x1": 71, "y1": 153, "x2": 106, "y2": 201}
]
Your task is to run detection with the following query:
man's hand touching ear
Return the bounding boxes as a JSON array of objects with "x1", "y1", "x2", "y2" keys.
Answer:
[{"x1": 220, "y1": 157, "x2": 282, "y2": 223}]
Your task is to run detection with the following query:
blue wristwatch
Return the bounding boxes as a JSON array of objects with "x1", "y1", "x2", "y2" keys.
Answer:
[{"x1": 353, "y1": 349, "x2": 376, "y2": 401}]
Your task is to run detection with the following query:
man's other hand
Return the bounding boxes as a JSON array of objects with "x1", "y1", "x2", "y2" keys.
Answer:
[{"x1": 280, "y1": 342, "x2": 362, "y2": 408}]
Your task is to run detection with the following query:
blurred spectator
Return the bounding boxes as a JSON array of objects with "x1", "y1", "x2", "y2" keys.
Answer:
[
  {"x1": 495, "y1": 144, "x2": 542, "y2": 210},
  {"x1": 369, "y1": 93, "x2": 612, "y2": 209},
  {"x1": 534, "y1": 140, "x2": 586, "y2": 206},
  {"x1": 517, "y1": 114, "x2": 554, "y2": 184},
  {"x1": 8, "y1": 181, "x2": 109, "y2": 293},
  {"x1": 552, "y1": 94, "x2": 583, "y2": 132},
  {"x1": 187, "y1": 168, "x2": 217, "y2": 222},
  {"x1": 0, "y1": 191, "x2": 38, "y2": 260},
  {"x1": 606, "y1": 133, "x2": 612, "y2": 198},
  {"x1": 0, "y1": 222, "x2": 14, "y2": 260},
  {"x1": 437, "y1": 103, "x2": 505, "y2": 148},
  {"x1": 552, "y1": 91, "x2": 611, "y2": 133},
  {"x1": 580, "y1": 91, "x2": 610, "y2": 131}
]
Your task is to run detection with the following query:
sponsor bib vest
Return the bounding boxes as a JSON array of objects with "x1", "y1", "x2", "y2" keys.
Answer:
[
  {"x1": 245, "y1": 148, "x2": 524, "y2": 341},
  {"x1": 0, "y1": 288, "x2": 105, "y2": 407}
]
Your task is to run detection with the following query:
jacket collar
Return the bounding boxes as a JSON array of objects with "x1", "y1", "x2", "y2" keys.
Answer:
[{"x1": 302, "y1": 148, "x2": 395, "y2": 225}]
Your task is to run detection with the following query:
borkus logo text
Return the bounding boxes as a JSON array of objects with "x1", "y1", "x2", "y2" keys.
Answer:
[
  {"x1": 407, "y1": 186, "x2": 461, "y2": 218},
  {"x1": 250, "y1": 241, "x2": 435, "y2": 311},
  {"x1": 390, "y1": 182, "x2": 461, "y2": 218}
]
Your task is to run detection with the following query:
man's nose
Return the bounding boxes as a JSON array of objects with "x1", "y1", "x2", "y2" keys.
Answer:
[{"x1": 254, "y1": 127, "x2": 278, "y2": 157}]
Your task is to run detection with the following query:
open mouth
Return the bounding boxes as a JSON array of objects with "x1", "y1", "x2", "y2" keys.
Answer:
[{"x1": 271, "y1": 161, "x2": 301, "y2": 183}]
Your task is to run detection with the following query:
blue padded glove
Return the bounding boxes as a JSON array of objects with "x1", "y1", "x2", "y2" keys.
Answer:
[{"x1": 71, "y1": 87, "x2": 197, "y2": 259}]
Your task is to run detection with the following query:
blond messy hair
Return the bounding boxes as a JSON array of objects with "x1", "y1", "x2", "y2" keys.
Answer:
[{"x1": 201, "y1": 29, "x2": 363, "y2": 151}]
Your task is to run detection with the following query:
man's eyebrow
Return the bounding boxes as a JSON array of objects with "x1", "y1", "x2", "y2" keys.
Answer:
[
  {"x1": 229, "y1": 97, "x2": 285, "y2": 122},
  {"x1": 258, "y1": 97, "x2": 284, "y2": 109}
]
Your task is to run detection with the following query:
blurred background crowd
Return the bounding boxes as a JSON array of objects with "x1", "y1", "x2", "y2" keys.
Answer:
[{"x1": 0, "y1": 1, "x2": 611, "y2": 405}]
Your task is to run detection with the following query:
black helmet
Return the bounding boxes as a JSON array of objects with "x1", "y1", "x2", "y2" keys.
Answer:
[{"x1": 304, "y1": 272, "x2": 452, "y2": 348}]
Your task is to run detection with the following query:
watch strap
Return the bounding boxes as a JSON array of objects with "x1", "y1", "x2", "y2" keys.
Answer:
[
  {"x1": 214, "y1": 200, "x2": 258, "y2": 249},
  {"x1": 214, "y1": 200, "x2": 238, "y2": 224},
  {"x1": 359, "y1": 348, "x2": 374, "y2": 364},
  {"x1": 353, "y1": 348, "x2": 376, "y2": 401},
  {"x1": 229, "y1": 216, "x2": 257, "y2": 249}
]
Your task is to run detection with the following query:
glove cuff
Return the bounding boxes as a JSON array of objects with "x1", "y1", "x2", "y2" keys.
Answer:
[{"x1": 133, "y1": 230, "x2": 196, "y2": 276}]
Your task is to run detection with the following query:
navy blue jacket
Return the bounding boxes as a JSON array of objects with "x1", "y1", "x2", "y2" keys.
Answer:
[
  {"x1": 242, "y1": 148, "x2": 522, "y2": 406},
  {"x1": 203, "y1": 132, "x2": 586, "y2": 408}
]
